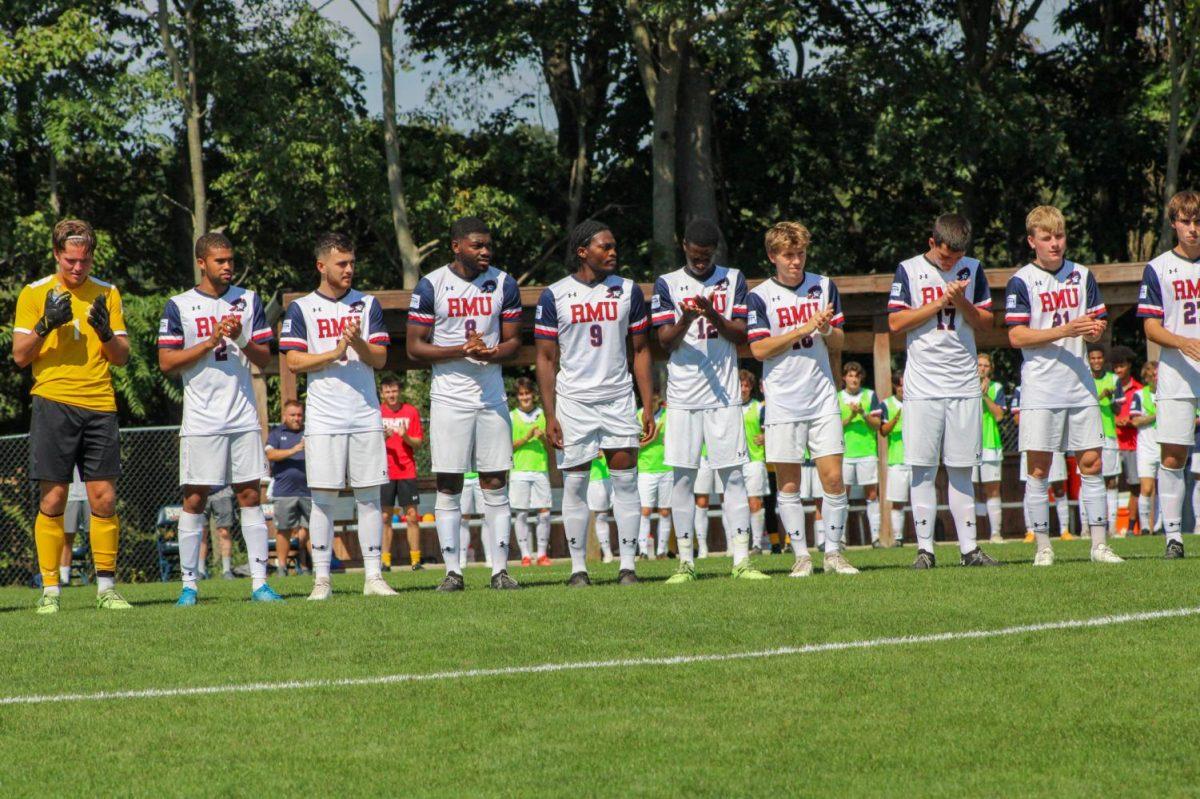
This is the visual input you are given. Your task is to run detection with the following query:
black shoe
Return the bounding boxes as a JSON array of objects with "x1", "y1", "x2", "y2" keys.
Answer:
[
  {"x1": 567, "y1": 571, "x2": 591, "y2": 587},
  {"x1": 436, "y1": 572, "x2": 465, "y2": 592},
  {"x1": 617, "y1": 569, "x2": 639, "y2": 585},
  {"x1": 1165, "y1": 540, "x2": 1185, "y2": 560},
  {"x1": 871, "y1": 540, "x2": 885, "y2": 549},
  {"x1": 770, "y1": 544, "x2": 782, "y2": 554},
  {"x1": 412, "y1": 561, "x2": 424, "y2": 571},
  {"x1": 961, "y1": 547, "x2": 1002, "y2": 567},
  {"x1": 817, "y1": 543, "x2": 825, "y2": 553},
  {"x1": 912, "y1": 550, "x2": 936, "y2": 570},
  {"x1": 490, "y1": 570, "x2": 520, "y2": 590},
  {"x1": 667, "y1": 551, "x2": 677, "y2": 559}
]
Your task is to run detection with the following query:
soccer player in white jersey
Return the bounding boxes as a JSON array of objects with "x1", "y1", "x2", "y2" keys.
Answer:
[
  {"x1": 534, "y1": 219, "x2": 656, "y2": 586},
  {"x1": 1137, "y1": 190, "x2": 1200, "y2": 559},
  {"x1": 887, "y1": 213, "x2": 1001, "y2": 568},
  {"x1": 158, "y1": 233, "x2": 282, "y2": 604},
  {"x1": 652, "y1": 218, "x2": 768, "y2": 583},
  {"x1": 279, "y1": 232, "x2": 395, "y2": 600},
  {"x1": 407, "y1": 217, "x2": 523, "y2": 591},
  {"x1": 1006, "y1": 206, "x2": 1123, "y2": 565},
  {"x1": 746, "y1": 221, "x2": 858, "y2": 576}
]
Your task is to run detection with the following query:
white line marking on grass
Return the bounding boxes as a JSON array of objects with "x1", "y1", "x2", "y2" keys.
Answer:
[{"x1": 3, "y1": 605, "x2": 1197, "y2": 706}]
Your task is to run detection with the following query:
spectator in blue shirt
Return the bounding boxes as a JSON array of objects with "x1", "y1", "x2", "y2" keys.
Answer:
[{"x1": 267, "y1": 399, "x2": 311, "y2": 575}]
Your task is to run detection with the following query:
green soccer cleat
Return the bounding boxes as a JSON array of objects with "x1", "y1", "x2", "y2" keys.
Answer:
[
  {"x1": 731, "y1": 561, "x2": 770, "y2": 580},
  {"x1": 96, "y1": 589, "x2": 132, "y2": 610},
  {"x1": 35, "y1": 593, "x2": 60, "y2": 615},
  {"x1": 665, "y1": 562, "x2": 696, "y2": 585}
]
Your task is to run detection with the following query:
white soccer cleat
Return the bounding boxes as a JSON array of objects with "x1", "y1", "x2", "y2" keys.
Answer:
[
  {"x1": 363, "y1": 575, "x2": 399, "y2": 596},
  {"x1": 1033, "y1": 548, "x2": 1055, "y2": 567},
  {"x1": 823, "y1": 551, "x2": 860, "y2": 575},
  {"x1": 307, "y1": 577, "x2": 332, "y2": 601},
  {"x1": 789, "y1": 557, "x2": 813, "y2": 578},
  {"x1": 601, "y1": 552, "x2": 615, "y2": 564},
  {"x1": 1090, "y1": 544, "x2": 1124, "y2": 564}
]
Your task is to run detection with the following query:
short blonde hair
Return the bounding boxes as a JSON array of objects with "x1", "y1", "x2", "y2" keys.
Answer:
[
  {"x1": 52, "y1": 218, "x2": 96, "y2": 254},
  {"x1": 1025, "y1": 205, "x2": 1065, "y2": 236},
  {"x1": 765, "y1": 222, "x2": 811, "y2": 255},
  {"x1": 1167, "y1": 191, "x2": 1200, "y2": 223}
]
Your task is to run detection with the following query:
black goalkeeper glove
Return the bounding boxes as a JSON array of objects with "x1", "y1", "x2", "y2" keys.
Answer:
[
  {"x1": 87, "y1": 294, "x2": 114, "y2": 343},
  {"x1": 33, "y1": 290, "x2": 73, "y2": 337}
]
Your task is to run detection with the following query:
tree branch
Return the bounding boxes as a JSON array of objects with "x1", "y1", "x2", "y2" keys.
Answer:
[{"x1": 347, "y1": 0, "x2": 376, "y2": 28}]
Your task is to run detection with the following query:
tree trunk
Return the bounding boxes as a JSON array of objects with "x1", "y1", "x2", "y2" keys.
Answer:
[{"x1": 676, "y1": 52, "x2": 724, "y2": 261}]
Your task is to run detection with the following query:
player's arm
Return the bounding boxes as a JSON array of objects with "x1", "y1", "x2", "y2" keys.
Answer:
[
  {"x1": 693, "y1": 295, "x2": 747, "y2": 344},
  {"x1": 887, "y1": 269, "x2": 946, "y2": 334},
  {"x1": 534, "y1": 337, "x2": 562, "y2": 448},
  {"x1": 630, "y1": 330, "x2": 657, "y2": 442},
  {"x1": 404, "y1": 319, "x2": 472, "y2": 363},
  {"x1": 982, "y1": 385, "x2": 1005, "y2": 422},
  {"x1": 1008, "y1": 317, "x2": 1102, "y2": 348},
  {"x1": 159, "y1": 330, "x2": 224, "y2": 374},
  {"x1": 944, "y1": 272, "x2": 993, "y2": 331},
  {"x1": 402, "y1": 415, "x2": 423, "y2": 448},
  {"x1": 1144, "y1": 318, "x2": 1200, "y2": 361},
  {"x1": 864, "y1": 396, "x2": 883, "y2": 431},
  {"x1": 265, "y1": 440, "x2": 303, "y2": 461},
  {"x1": 651, "y1": 277, "x2": 697, "y2": 353},
  {"x1": 879, "y1": 406, "x2": 900, "y2": 436},
  {"x1": 84, "y1": 290, "x2": 130, "y2": 366},
  {"x1": 470, "y1": 319, "x2": 522, "y2": 364},
  {"x1": 749, "y1": 306, "x2": 835, "y2": 360}
]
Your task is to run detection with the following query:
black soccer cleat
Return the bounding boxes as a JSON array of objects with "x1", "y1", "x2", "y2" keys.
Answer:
[
  {"x1": 912, "y1": 550, "x2": 936, "y2": 570},
  {"x1": 617, "y1": 569, "x2": 639, "y2": 586},
  {"x1": 1165, "y1": 540, "x2": 1186, "y2": 560},
  {"x1": 961, "y1": 547, "x2": 1002, "y2": 567},
  {"x1": 567, "y1": 571, "x2": 591, "y2": 588},
  {"x1": 436, "y1": 572, "x2": 465, "y2": 592},
  {"x1": 490, "y1": 570, "x2": 520, "y2": 590},
  {"x1": 412, "y1": 561, "x2": 424, "y2": 571}
]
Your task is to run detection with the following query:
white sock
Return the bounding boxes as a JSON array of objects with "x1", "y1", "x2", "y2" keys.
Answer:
[
  {"x1": 561, "y1": 470, "x2": 590, "y2": 573},
  {"x1": 178, "y1": 510, "x2": 205, "y2": 589},
  {"x1": 595, "y1": 513, "x2": 612, "y2": 556},
  {"x1": 891, "y1": 507, "x2": 905, "y2": 542},
  {"x1": 719, "y1": 466, "x2": 752, "y2": 566},
  {"x1": 777, "y1": 492, "x2": 807, "y2": 560},
  {"x1": 1137, "y1": 493, "x2": 1152, "y2": 535},
  {"x1": 865, "y1": 497, "x2": 880, "y2": 544},
  {"x1": 96, "y1": 575, "x2": 114, "y2": 593},
  {"x1": 1107, "y1": 487, "x2": 1120, "y2": 533},
  {"x1": 221, "y1": 554, "x2": 232, "y2": 573},
  {"x1": 240, "y1": 505, "x2": 271, "y2": 590},
  {"x1": 946, "y1": 466, "x2": 977, "y2": 555},
  {"x1": 353, "y1": 489, "x2": 383, "y2": 580},
  {"x1": 514, "y1": 511, "x2": 532, "y2": 559},
  {"x1": 1025, "y1": 475, "x2": 1051, "y2": 551},
  {"x1": 536, "y1": 511, "x2": 551, "y2": 558},
  {"x1": 1055, "y1": 492, "x2": 1070, "y2": 534},
  {"x1": 1192, "y1": 479, "x2": 1200, "y2": 533},
  {"x1": 1155, "y1": 492, "x2": 1163, "y2": 531},
  {"x1": 1079, "y1": 473, "x2": 1108, "y2": 548},
  {"x1": 910, "y1": 465, "x2": 937, "y2": 554},
  {"x1": 814, "y1": 518, "x2": 826, "y2": 548},
  {"x1": 656, "y1": 514, "x2": 672, "y2": 555},
  {"x1": 986, "y1": 497, "x2": 1002, "y2": 538},
  {"x1": 638, "y1": 514, "x2": 652, "y2": 555},
  {"x1": 59, "y1": 565, "x2": 71, "y2": 584},
  {"x1": 671, "y1": 469, "x2": 697, "y2": 565},
  {"x1": 1159, "y1": 466, "x2": 1185, "y2": 544},
  {"x1": 822, "y1": 491, "x2": 848, "y2": 554},
  {"x1": 434, "y1": 491, "x2": 462, "y2": 575},
  {"x1": 750, "y1": 508, "x2": 766, "y2": 549},
  {"x1": 309, "y1": 490, "x2": 337, "y2": 579},
  {"x1": 609, "y1": 469, "x2": 642, "y2": 572},
  {"x1": 481, "y1": 487, "x2": 512, "y2": 575},
  {"x1": 694, "y1": 504, "x2": 708, "y2": 555}
]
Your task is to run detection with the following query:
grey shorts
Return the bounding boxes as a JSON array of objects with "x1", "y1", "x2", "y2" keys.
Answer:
[
  {"x1": 205, "y1": 491, "x2": 235, "y2": 528},
  {"x1": 63, "y1": 500, "x2": 91, "y2": 535},
  {"x1": 273, "y1": 496, "x2": 311, "y2": 530}
]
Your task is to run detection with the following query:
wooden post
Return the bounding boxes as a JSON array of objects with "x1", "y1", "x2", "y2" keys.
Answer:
[
  {"x1": 872, "y1": 316, "x2": 894, "y2": 545},
  {"x1": 278, "y1": 350, "x2": 297, "y2": 405}
]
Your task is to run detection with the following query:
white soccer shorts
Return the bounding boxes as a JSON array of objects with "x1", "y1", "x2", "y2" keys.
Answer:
[
  {"x1": 1191, "y1": 451, "x2": 1200, "y2": 475},
  {"x1": 637, "y1": 470, "x2": 673, "y2": 508},
  {"x1": 1102, "y1": 438, "x2": 1121, "y2": 478},
  {"x1": 1156, "y1": 398, "x2": 1198, "y2": 447},
  {"x1": 430, "y1": 402, "x2": 513, "y2": 474},
  {"x1": 764, "y1": 413, "x2": 843, "y2": 463},
  {"x1": 510, "y1": 471, "x2": 552, "y2": 511},
  {"x1": 460, "y1": 477, "x2": 484, "y2": 515},
  {"x1": 1019, "y1": 451, "x2": 1066, "y2": 482},
  {"x1": 972, "y1": 448, "x2": 1004, "y2": 483},
  {"x1": 903, "y1": 398, "x2": 980, "y2": 468},
  {"x1": 664, "y1": 405, "x2": 748, "y2": 470},
  {"x1": 305, "y1": 431, "x2": 389, "y2": 490},
  {"x1": 695, "y1": 456, "x2": 717, "y2": 495},
  {"x1": 1017, "y1": 405, "x2": 1104, "y2": 454},
  {"x1": 886, "y1": 464, "x2": 911, "y2": 504},
  {"x1": 556, "y1": 393, "x2": 641, "y2": 469},
  {"x1": 842, "y1": 456, "x2": 878, "y2": 487},
  {"x1": 1136, "y1": 438, "x2": 1160, "y2": 481},
  {"x1": 799, "y1": 463, "x2": 818, "y2": 499},
  {"x1": 179, "y1": 429, "x2": 268, "y2": 487},
  {"x1": 743, "y1": 460, "x2": 770, "y2": 497},
  {"x1": 587, "y1": 477, "x2": 612, "y2": 512}
]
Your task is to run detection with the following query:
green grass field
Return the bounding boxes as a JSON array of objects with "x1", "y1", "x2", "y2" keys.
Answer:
[{"x1": 2, "y1": 536, "x2": 1198, "y2": 797}]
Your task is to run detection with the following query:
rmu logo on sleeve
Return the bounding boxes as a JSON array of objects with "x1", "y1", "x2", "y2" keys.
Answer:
[
  {"x1": 480, "y1": 279, "x2": 497, "y2": 293},
  {"x1": 348, "y1": 300, "x2": 365, "y2": 313},
  {"x1": 956, "y1": 267, "x2": 971, "y2": 281},
  {"x1": 605, "y1": 284, "x2": 624, "y2": 299},
  {"x1": 229, "y1": 297, "x2": 247, "y2": 312},
  {"x1": 806, "y1": 285, "x2": 822, "y2": 299}
]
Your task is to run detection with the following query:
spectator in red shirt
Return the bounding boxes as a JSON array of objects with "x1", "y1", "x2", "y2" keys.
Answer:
[
  {"x1": 380, "y1": 376, "x2": 424, "y2": 570},
  {"x1": 1111, "y1": 345, "x2": 1143, "y2": 534}
]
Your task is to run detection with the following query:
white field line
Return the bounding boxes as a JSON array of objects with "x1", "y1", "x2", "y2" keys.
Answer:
[{"x1": 2, "y1": 605, "x2": 1197, "y2": 707}]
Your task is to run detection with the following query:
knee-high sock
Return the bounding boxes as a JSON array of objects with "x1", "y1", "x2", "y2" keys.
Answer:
[
  {"x1": 1108, "y1": 487, "x2": 1120, "y2": 533},
  {"x1": 671, "y1": 469, "x2": 698, "y2": 565},
  {"x1": 987, "y1": 497, "x2": 1002, "y2": 538},
  {"x1": 309, "y1": 489, "x2": 338, "y2": 579},
  {"x1": 694, "y1": 504, "x2": 709, "y2": 555},
  {"x1": 777, "y1": 492, "x2": 807, "y2": 560},
  {"x1": 514, "y1": 511, "x2": 532, "y2": 559},
  {"x1": 481, "y1": 510, "x2": 495, "y2": 567},
  {"x1": 90, "y1": 513, "x2": 119, "y2": 592},
  {"x1": 240, "y1": 505, "x2": 271, "y2": 589},
  {"x1": 638, "y1": 514, "x2": 652, "y2": 555},
  {"x1": 1055, "y1": 492, "x2": 1070, "y2": 534},
  {"x1": 1159, "y1": 466, "x2": 1185, "y2": 544},
  {"x1": 822, "y1": 491, "x2": 848, "y2": 554},
  {"x1": 891, "y1": 507, "x2": 905, "y2": 542},
  {"x1": 946, "y1": 466, "x2": 977, "y2": 555},
  {"x1": 561, "y1": 470, "x2": 590, "y2": 573},
  {"x1": 354, "y1": 488, "x2": 383, "y2": 580},
  {"x1": 609, "y1": 469, "x2": 641, "y2": 572},
  {"x1": 1079, "y1": 473, "x2": 1108, "y2": 548},
  {"x1": 656, "y1": 514, "x2": 672, "y2": 555},
  {"x1": 458, "y1": 515, "x2": 472, "y2": 563},
  {"x1": 1192, "y1": 480, "x2": 1200, "y2": 534},
  {"x1": 177, "y1": 510, "x2": 204, "y2": 589},
  {"x1": 434, "y1": 491, "x2": 462, "y2": 575},
  {"x1": 535, "y1": 510, "x2": 551, "y2": 557},
  {"x1": 910, "y1": 465, "x2": 938, "y2": 554},
  {"x1": 1025, "y1": 475, "x2": 1051, "y2": 550},
  {"x1": 482, "y1": 488, "x2": 512, "y2": 575},
  {"x1": 814, "y1": 517, "x2": 825, "y2": 548},
  {"x1": 865, "y1": 497, "x2": 881, "y2": 543},
  {"x1": 719, "y1": 466, "x2": 752, "y2": 565},
  {"x1": 1138, "y1": 493, "x2": 1153, "y2": 535},
  {"x1": 1155, "y1": 492, "x2": 1164, "y2": 531},
  {"x1": 36, "y1": 512, "x2": 66, "y2": 592},
  {"x1": 594, "y1": 513, "x2": 612, "y2": 556},
  {"x1": 750, "y1": 508, "x2": 766, "y2": 549}
]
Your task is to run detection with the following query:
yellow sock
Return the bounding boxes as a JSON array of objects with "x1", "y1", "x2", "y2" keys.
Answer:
[
  {"x1": 90, "y1": 514, "x2": 120, "y2": 577},
  {"x1": 410, "y1": 550, "x2": 421, "y2": 566},
  {"x1": 35, "y1": 512, "x2": 66, "y2": 588},
  {"x1": 769, "y1": 532, "x2": 781, "y2": 547},
  {"x1": 382, "y1": 551, "x2": 392, "y2": 568}
]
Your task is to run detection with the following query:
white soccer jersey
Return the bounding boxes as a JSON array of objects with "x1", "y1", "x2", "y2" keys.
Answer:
[
  {"x1": 745, "y1": 273, "x2": 843, "y2": 424},
  {"x1": 408, "y1": 264, "x2": 522, "y2": 410},
  {"x1": 1137, "y1": 250, "x2": 1200, "y2": 399},
  {"x1": 278, "y1": 289, "x2": 390, "y2": 434},
  {"x1": 1005, "y1": 261, "x2": 1105, "y2": 410},
  {"x1": 534, "y1": 273, "x2": 648, "y2": 402},
  {"x1": 158, "y1": 286, "x2": 273, "y2": 437},
  {"x1": 887, "y1": 255, "x2": 992, "y2": 400},
  {"x1": 651, "y1": 265, "x2": 748, "y2": 409}
]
